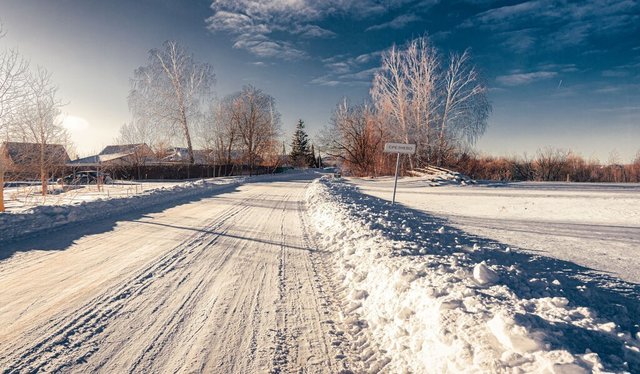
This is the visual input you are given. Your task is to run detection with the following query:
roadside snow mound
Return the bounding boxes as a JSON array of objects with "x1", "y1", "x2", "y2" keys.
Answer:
[
  {"x1": 0, "y1": 172, "x2": 303, "y2": 243},
  {"x1": 306, "y1": 177, "x2": 640, "y2": 373},
  {"x1": 407, "y1": 165, "x2": 475, "y2": 186},
  {"x1": 0, "y1": 179, "x2": 239, "y2": 243}
]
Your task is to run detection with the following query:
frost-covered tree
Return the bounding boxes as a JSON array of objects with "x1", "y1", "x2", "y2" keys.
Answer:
[
  {"x1": 371, "y1": 36, "x2": 490, "y2": 168},
  {"x1": 128, "y1": 41, "x2": 215, "y2": 165},
  {"x1": 371, "y1": 36, "x2": 439, "y2": 167},
  {"x1": 289, "y1": 119, "x2": 311, "y2": 167},
  {"x1": 436, "y1": 49, "x2": 490, "y2": 166}
]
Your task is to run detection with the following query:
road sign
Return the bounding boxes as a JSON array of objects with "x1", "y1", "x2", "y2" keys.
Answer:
[
  {"x1": 383, "y1": 143, "x2": 416, "y2": 205},
  {"x1": 384, "y1": 143, "x2": 416, "y2": 154}
]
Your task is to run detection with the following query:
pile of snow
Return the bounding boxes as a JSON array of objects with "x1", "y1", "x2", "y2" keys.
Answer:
[
  {"x1": 306, "y1": 177, "x2": 640, "y2": 373},
  {"x1": 407, "y1": 165, "x2": 475, "y2": 186},
  {"x1": 0, "y1": 179, "x2": 236, "y2": 243},
  {"x1": 0, "y1": 172, "x2": 303, "y2": 243}
]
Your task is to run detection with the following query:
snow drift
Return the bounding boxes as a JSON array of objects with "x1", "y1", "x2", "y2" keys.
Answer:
[
  {"x1": 0, "y1": 179, "x2": 241, "y2": 243},
  {"x1": 306, "y1": 177, "x2": 640, "y2": 373}
]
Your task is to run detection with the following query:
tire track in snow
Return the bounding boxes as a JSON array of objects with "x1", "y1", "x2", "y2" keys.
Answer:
[
  {"x1": 1, "y1": 177, "x2": 360, "y2": 373},
  {"x1": 1, "y1": 193, "x2": 257, "y2": 373}
]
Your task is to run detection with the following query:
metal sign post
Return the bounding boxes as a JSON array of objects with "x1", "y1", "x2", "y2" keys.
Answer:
[{"x1": 383, "y1": 143, "x2": 416, "y2": 205}]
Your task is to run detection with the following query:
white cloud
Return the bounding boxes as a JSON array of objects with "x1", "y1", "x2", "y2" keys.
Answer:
[
  {"x1": 365, "y1": 14, "x2": 421, "y2": 31},
  {"x1": 496, "y1": 71, "x2": 557, "y2": 86},
  {"x1": 462, "y1": 0, "x2": 640, "y2": 50},
  {"x1": 207, "y1": 0, "x2": 417, "y2": 60},
  {"x1": 294, "y1": 24, "x2": 336, "y2": 38}
]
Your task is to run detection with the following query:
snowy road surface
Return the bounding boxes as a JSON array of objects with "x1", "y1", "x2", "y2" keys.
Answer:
[
  {"x1": 351, "y1": 178, "x2": 640, "y2": 283},
  {"x1": 0, "y1": 175, "x2": 354, "y2": 373}
]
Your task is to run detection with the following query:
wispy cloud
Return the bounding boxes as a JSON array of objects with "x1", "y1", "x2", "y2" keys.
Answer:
[
  {"x1": 496, "y1": 71, "x2": 557, "y2": 86},
  {"x1": 311, "y1": 49, "x2": 385, "y2": 86},
  {"x1": 207, "y1": 0, "x2": 418, "y2": 60},
  {"x1": 462, "y1": 0, "x2": 640, "y2": 50},
  {"x1": 310, "y1": 67, "x2": 379, "y2": 87},
  {"x1": 366, "y1": 14, "x2": 421, "y2": 31}
]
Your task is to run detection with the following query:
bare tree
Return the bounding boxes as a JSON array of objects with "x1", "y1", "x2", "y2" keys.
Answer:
[
  {"x1": 14, "y1": 67, "x2": 68, "y2": 196},
  {"x1": 116, "y1": 120, "x2": 157, "y2": 179},
  {"x1": 128, "y1": 41, "x2": 215, "y2": 164},
  {"x1": 320, "y1": 99, "x2": 387, "y2": 176},
  {"x1": 371, "y1": 36, "x2": 440, "y2": 167},
  {"x1": 224, "y1": 86, "x2": 281, "y2": 175},
  {"x1": 371, "y1": 36, "x2": 491, "y2": 170},
  {"x1": 213, "y1": 96, "x2": 241, "y2": 175},
  {"x1": 371, "y1": 45, "x2": 412, "y2": 146},
  {"x1": 534, "y1": 148, "x2": 570, "y2": 181},
  {"x1": 435, "y1": 49, "x2": 490, "y2": 166},
  {"x1": 0, "y1": 25, "x2": 30, "y2": 211}
]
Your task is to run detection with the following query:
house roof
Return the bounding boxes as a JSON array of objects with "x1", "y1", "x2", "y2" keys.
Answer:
[
  {"x1": 99, "y1": 143, "x2": 148, "y2": 155},
  {"x1": 2, "y1": 142, "x2": 70, "y2": 164},
  {"x1": 68, "y1": 155, "x2": 100, "y2": 166}
]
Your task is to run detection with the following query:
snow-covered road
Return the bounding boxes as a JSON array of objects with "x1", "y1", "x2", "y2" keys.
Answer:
[{"x1": 0, "y1": 175, "x2": 353, "y2": 373}]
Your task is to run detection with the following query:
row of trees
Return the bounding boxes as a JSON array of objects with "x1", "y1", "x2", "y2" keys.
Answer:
[
  {"x1": 1, "y1": 24, "x2": 69, "y2": 211},
  {"x1": 320, "y1": 36, "x2": 490, "y2": 176},
  {"x1": 451, "y1": 148, "x2": 640, "y2": 183},
  {"x1": 124, "y1": 41, "x2": 282, "y2": 176}
]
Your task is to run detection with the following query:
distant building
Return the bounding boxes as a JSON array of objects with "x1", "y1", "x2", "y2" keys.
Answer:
[
  {"x1": 68, "y1": 143, "x2": 155, "y2": 168},
  {"x1": 1, "y1": 142, "x2": 70, "y2": 180}
]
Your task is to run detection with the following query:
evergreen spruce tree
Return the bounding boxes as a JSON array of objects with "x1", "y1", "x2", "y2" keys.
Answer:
[
  {"x1": 289, "y1": 119, "x2": 311, "y2": 167},
  {"x1": 308, "y1": 144, "x2": 317, "y2": 168}
]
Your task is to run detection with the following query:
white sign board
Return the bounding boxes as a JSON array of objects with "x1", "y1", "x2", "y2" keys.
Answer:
[{"x1": 384, "y1": 143, "x2": 416, "y2": 154}]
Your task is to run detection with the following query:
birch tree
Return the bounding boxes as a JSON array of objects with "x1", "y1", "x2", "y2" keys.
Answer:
[
  {"x1": 0, "y1": 25, "x2": 30, "y2": 211},
  {"x1": 371, "y1": 36, "x2": 490, "y2": 169},
  {"x1": 435, "y1": 49, "x2": 490, "y2": 165},
  {"x1": 15, "y1": 67, "x2": 68, "y2": 196},
  {"x1": 371, "y1": 36, "x2": 439, "y2": 166},
  {"x1": 128, "y1": 41, "x2": 215, "y2": 164}
]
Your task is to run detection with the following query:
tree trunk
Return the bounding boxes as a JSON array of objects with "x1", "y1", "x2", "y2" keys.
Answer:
[
  {"x1": 40, "y1": 144, "x2": 47, "y2": 197},
  {"x1": 0, "y1": 171, "x2": 5, "y2": 212}
]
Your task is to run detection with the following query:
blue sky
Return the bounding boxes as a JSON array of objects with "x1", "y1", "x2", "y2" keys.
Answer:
[{"x1": 1, "y1": 0, "x2": 638, "y2": 161}]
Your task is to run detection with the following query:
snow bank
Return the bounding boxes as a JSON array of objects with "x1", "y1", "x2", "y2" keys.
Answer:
[
  {"x1": 0, "y1": 179, "x2": 239, "y2": 243},
  {"x1": 407, "y1": 165, "x2": 475, "y2": 186},
  {"x1": 0, "y1": 172, "x2": 303, "y2": 243},
  {"x1": 306, "y1": 177, "x2": 640, "y2": 373}
]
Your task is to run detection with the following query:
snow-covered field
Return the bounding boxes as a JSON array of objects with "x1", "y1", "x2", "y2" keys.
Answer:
[
  {"x1": 1, "y1": 171, "x2": 639, "y2": 373},
  {"x1": 351, "y1": 177, "x2": 640, "y2": 283},
  {"x1": 0, "y1": 172, "x2": 356, "y2": 373},
  {"x1": 307, "y1": 176, "x2": 640, "y2": 373},
  {"x1": 2, "y1": 179, "x2": 239, "y2": 213}
]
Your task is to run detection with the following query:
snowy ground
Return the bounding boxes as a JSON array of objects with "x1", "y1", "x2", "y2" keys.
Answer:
[
  {"x1": 2, "y1": 179, "x2": 239, "y2": 213},
  {"x1": 351, "y1": 177, "x2": 640, "y2": 284},
  {"x1": 307, "y1": 177, "x2": 640, "y2": 373},
  {"x1": 1, "y1": 171, "x2": 638, "y2": 373},
  {"x1": 0, "y1": 172, "x2": 360, "y2": 373}
]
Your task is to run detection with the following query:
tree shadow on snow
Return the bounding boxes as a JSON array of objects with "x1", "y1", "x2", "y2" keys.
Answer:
[{"x1": 331, "y1": 180, "x2": 640, "y2": 371}]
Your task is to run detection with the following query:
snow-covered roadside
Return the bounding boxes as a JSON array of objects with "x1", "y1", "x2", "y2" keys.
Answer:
[
  {"x1": 306, "y1": 177, "x2": 640, "y2": 373},
  {"x1": 0, "y1": 172, "x2": 305, "y2": 244}
]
